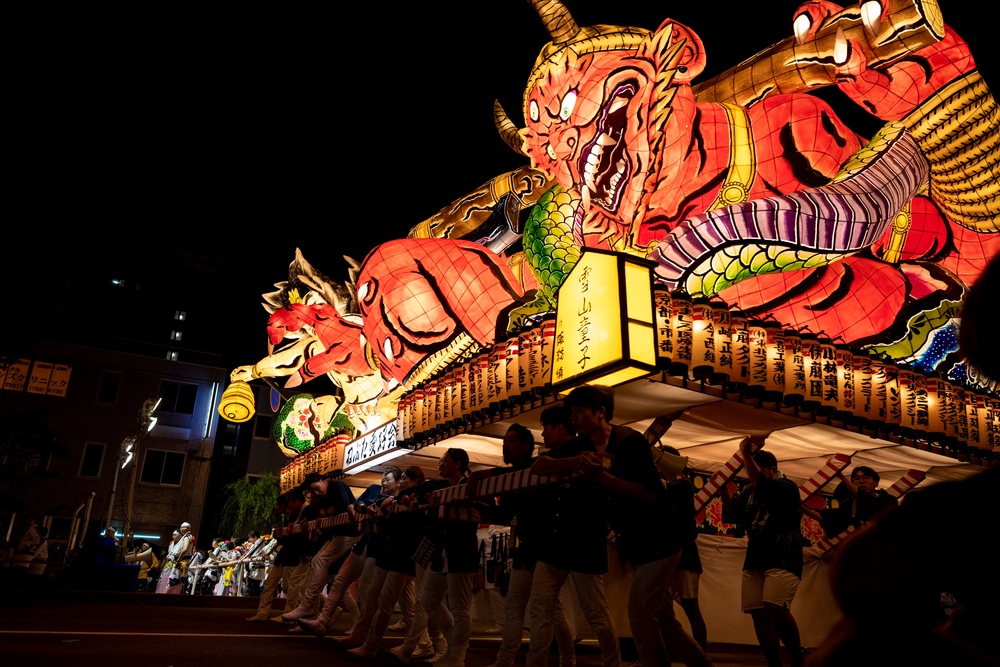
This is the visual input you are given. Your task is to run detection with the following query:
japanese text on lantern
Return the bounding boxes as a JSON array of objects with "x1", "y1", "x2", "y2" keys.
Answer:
[{"x1": 576, "y1": 266, "x2": 593, "y2": 371}]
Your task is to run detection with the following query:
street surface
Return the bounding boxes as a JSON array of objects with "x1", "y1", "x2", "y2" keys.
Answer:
[{"x1": 0, "y1": 588, "x2": 776, "y2": 666}]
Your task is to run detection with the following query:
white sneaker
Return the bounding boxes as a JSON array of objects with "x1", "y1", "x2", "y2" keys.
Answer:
[
  {"x1": 297, "y1": 617, "x2": 329, "y2": 637},
  {"x1": 280, "y1": 608, "x2": 312, "y2": 622},
  {"x1": 425, "y1": 641, "x2": 449, "y2": 663},
  {"x1": 411, "y1": 644, "x2": 435, "y2": 660},
  {"x1": 387, "y1": 621, "x2": 407, "y2": 632},
  {"x1": 483, "y1": 623, "x2": 504, "y2": 634}
]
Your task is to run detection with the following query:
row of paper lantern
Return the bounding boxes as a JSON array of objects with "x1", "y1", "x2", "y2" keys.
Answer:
[
  {"x1": 393, "y1": 290, "x2": 999, "y2": 452},
  {"x1": 654, "y1": 291, "x2": 998, "y2": 451},
  {"x1": 279, "y1": 434, "x2": 351, "y2": 493},
  {"x1": 394, "y1": 316, "x2": 558, "y2": 447}
]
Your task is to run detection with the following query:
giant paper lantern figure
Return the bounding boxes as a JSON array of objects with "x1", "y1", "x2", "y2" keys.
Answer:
[
  {"x1": 271, "y1": 393, "x2": 337, "y2": 458},
  {"x1": 228, "y1": 249, "x2": 394, "y2": 435},
  {"x1": 435, "y1": 0, "x2": 997, "y2": 382},
  {"x1": 354, "y1": 237, "x2": 525, "y2": 389}
]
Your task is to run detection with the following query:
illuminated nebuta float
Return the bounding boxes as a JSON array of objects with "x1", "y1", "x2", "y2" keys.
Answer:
[{"x1": 224, "y1": 0, "x2": 997, "y2": 461}]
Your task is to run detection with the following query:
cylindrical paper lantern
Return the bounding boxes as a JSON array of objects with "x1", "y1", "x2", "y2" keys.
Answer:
[
  {"x1": 711, "y1": 302, "x2": 732, "y2": 385},
  {"x1": 218, "y1": 380, "x2": 256, "y2": 423},
  {"x1": 690, "y1": 298, "x2": 716, "y2": 380},
  {"x1": 654, "y1": 290, "x2": 673, "y2": 369},
  {"x1": 669, "y1": 291, "x2": 693, "y2": 377},
  {"x1": 783, "y1": 331, "x2": 806, "y2": 407}
]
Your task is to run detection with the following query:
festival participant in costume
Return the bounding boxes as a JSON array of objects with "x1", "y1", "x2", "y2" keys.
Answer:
[
  {"x1": 13, "y1": 516, "x2": 41, "y2": 576},
  {"x1": 659, "y1": 444, "x2": 709, "y2": 652},
  {"x1": 297, "y1": 474, "x2": 389, "y2": 636},
  {"x1": 26, "y1": 526, "x2": 49, "y2": 584},
  {"x1": 526, "y1": 398, "x2": 619, "y2": 667},
  {"x1": 344, "y1": 466, "x2": 437, "y2": 660},
  {"x1": 472, "y1": 419, "x2": 576, "y2": 667},
  {"x1": 387, "y1": 449, "x2": 481, "y2": 666},
  {"x1": 133, "y1": 541, "x2": 159, "y2": 593},
  {"x1": 802, "y1": 467, "x2": 898, "y2": 539},
  {"x1": 156, "y1": 530, "x2": 183, "y2": 594},
  {"x1": 570, "y1": 386, "x2": 711, "y2": 667},
  {"x1": 722, "y1": 437, "x2": 804, "y2": 667},
  {"x1": 280, "y1": 473, "x2": 360, "y2": 622},
  {"x1": 247, "y1": 490, "x2": 308, "y2": 621}
]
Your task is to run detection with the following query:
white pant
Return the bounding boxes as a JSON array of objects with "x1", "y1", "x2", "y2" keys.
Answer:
[
  {"x1": 398, "y1": 565, "x2": 473, "y2": 665},
  {"x1": 527, "y1": 561, "x2": 620, "y2": 667},
  {"x1": 495, "y1": 564, "x2": 576, "y2": 667},
  {"x1": 629, "y1": 552, "x2": 712, "y2": 667},
  {"x1": 291, "y1": 534, "x2": 359, "y2": 616}
]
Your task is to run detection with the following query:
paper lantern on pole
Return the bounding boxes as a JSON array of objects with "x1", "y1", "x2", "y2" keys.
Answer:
[
  {"x1": 218, "y1": 380, "x2": 255, "y2": 423},
  {"x1": 396, "y1": 392, "x2": 410, "y2": 446},
  {"x1": 925, "y1": 374, "x2": 948, "y2": 441},
  {"x1": 668, "y1": 291, "x2": 694, "y2": 377},
  {"x1": 764, "y1": 324, "x2": 785, "y2": 401},
  {"x1": 817, "y1": 337, "x2": 839, "y2": 416},
  {"x1": 455, "y1": 361, "x2": 470, "y2": 423},
  {"x1": 425, "y1": 379, "x2": 439, "y2": 436},
  {"x1": 746, "y1": 321, "x2": 768, "y2": 399},
  {"x1": 504, "y1": 336, "x2": 519, "y2": 412},
  {"x1": 412, "y1": 388, "x2": 427, "y2": 444},
  {"x1": 690, "y1": 298, "x2": 716, "y2": 380},
  {"x1": 551, "y1": 249, "x2": 658, "y2": 393},
  {"x1": 852, "y1": 353, "x2": 874, "y2": 425},
  {"x1": 949, "y1": 383, "x2": 971, "y2": 446},
  {"x1": 539, "y1": 315, "x2": 556, "y2": 396},
  {"x1": 654, "y1": 290, "x2": 673, "y2": 369},
  {"x1": 989, "y1": 397, "x2": 1000, "y2": 451},
  {"x1": 517, "y1": 329, "x2": 533, "y2": 400},
  {"x1": 711, "y1": 302, "x2": 732, "y2": 385},
  {"x1": 474, "y1": 352, "x2": 490, "y2": 421},
  {"x1": 834, "y1": 345, "x2": 856, "y2": 422},
  {"x1": 882, "y1": 357, "x2": 901, "y2": 434},
  {"x1": 783, "y1": 331, "x2": 806, "y2": 407},
  {"x1": 728, "y1": 311, "x2": 751, "y2": 394},
  {"x1": 965, "y1": 392, "x2": 989, "y2": 449},
  {"x1": 487, "y1": 341, "x2": 507, "y2": 415},
  {"x1": 800, "y1": 334, "x2": 822, "y2": 413}
]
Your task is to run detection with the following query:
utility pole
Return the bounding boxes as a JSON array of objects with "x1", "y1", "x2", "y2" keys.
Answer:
[
  {"x1": 104, "y1": 436, "x2": 136, "y2": 529},
  {"x1": 121, "y1": 398, "x2": 161, "y2": 559}
]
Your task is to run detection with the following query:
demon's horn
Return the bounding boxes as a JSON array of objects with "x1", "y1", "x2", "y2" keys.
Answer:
[
  {"x1": 527, "y1": 0, "x2": 581, "y2": 45},
  {"x1": 494, "y1": 100, "x2": 527, "y2": 156}
]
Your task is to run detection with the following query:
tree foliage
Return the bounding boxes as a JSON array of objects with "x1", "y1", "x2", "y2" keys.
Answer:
[{"x1": 217, "y1": 473, "x2": 280, "y2": 538}]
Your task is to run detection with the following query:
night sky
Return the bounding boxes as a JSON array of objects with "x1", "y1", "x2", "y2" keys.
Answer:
[{"x1": 8, "y1": 1, "x2": 995, "y2": 374}]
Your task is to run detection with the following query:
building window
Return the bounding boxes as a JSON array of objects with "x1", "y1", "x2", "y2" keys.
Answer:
[
  {"x1": 79, "y1": 442, "x2": 106, "y2": 478},
  {"x1": 166, "y1": 351, "x2": 178, "y2": 361},
  {"x1": 110, "y1": 278, "x2": 125, "y2": 288},
  {"x1": 253, "y1": 414, "x2": 274, "y2": 439},
  {"x1": 170, "y1": 331, "x2": 183, "y2": 341},
  {"x1": 159, "y1": 380, "x2": 197, "y2": 414},
  {"x1": 140, "y1": 449, "x2": 185, "y2": 486},
  {"x1": 96, "y1": 371, "x2": 122, "y2": 405},
  {"x1": 174, "y1": 311, "x2": 186, "y2": 321}
]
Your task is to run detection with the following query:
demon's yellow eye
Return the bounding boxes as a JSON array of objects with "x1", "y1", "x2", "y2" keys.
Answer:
[
  {"x1": 547, "y1": 144, "x2": 557, "y2": 160},
  {"x1": 529, "y1": 99, "x2": 539, "y2": 123},
  {"x1": 559, "y1": 90, "x2": 577, "y2": 121}
]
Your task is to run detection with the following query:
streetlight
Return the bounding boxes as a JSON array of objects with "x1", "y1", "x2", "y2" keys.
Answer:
[
  {"x1": 121, "y1": 397, "x2": 161, "y2": 559},
  {"x1": 103, "y1": 436, "x2": 137, "y2": 530}
]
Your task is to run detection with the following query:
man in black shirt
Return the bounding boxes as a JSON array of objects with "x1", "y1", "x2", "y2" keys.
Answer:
[
  {"x1": 471, "y1": 419, "x2": 576, "y2": 667},
  {"x1": 527, "y1": 399, "x2": 619, "y2": 667},
  {"x1": 570, "y1": 385, "x2": 711, "y2": 667},
  {"x1": 722, "y1": 437, "x2": 804, "y2": 667},
  {"x1": 802, "y1": 466, "x2": 898, "y2": 538}
]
